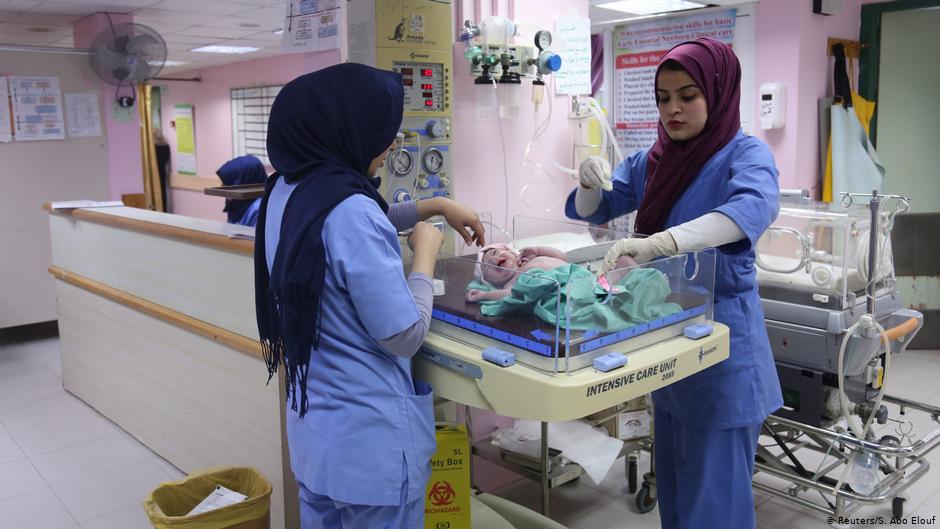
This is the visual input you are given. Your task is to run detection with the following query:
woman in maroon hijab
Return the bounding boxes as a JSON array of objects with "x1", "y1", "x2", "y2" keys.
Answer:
[{"x1": 567, "y1": 38, "x2": 782, "y2": 529}]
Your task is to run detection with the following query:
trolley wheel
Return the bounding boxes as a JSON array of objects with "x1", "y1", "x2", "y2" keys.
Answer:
[
  {"x1": 635, "y1": 485, "x2": 657, "y2": 514},
  {"x1": 893, "y1": 497, "x2": 906, "y2": 519},
  {"x1": 628, "y1": 456, "x2": 638, "y2": 494}
]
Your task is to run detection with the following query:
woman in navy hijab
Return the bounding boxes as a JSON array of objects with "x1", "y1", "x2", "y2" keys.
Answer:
[
  {"x1": 254, "y1": 63, "x2": 483, "y2": 529},
  {"x1": 216, "y1": 155, "x2": 268, "y2": 226},
  {"x1": 568, "y1": 39, "x2": 782, "y2": 529}
]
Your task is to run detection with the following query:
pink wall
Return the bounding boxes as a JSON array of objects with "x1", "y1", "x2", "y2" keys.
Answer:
[
  {"x1": 161, "y1": 50, "x2": 340, "y2": 220},
  {"x1": 752, "y1": 0, "x2": 864, "y2": 195},
  {"x1": 73, "y1": 12, "x2": 144, "y2": 201}
]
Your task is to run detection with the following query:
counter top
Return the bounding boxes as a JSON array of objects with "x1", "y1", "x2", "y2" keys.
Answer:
[{"x1": 45, "y1": 204, "x2": 254, "y2": 255}]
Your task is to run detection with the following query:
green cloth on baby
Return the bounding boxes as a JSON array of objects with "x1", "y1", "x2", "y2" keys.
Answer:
[{"x1": 467, "y1": 263, "x2": 681, "y2": 332}]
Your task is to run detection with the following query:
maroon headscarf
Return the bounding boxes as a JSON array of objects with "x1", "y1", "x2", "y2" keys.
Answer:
[{"x1": 634, "y1": 38, "x2": 741, "y2": 235}]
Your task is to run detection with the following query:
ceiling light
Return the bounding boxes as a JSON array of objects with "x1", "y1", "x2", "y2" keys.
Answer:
[
  {"x1": 190, "y1": 45, "x2": 260, "y2": 54},
  {"x1": 158, "y1": 60, "x2": 190, "y2": 66},
  {"x1": 595, "y1": 0, "x2": 701, "y2": 15},
  {"x1": 272, "y1": 29, "x2": 283, "y2": 35}
]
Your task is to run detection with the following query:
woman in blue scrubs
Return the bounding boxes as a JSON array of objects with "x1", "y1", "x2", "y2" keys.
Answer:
[
  {"x1": 567, "y1": 38, "x2": 782, "y2": 529},
  {"x1": 254, "y1": 63, "x2": 485, "y2": 529},
  {"x1": 216, "y1": 155, "x2": 267, "y2": 227}
]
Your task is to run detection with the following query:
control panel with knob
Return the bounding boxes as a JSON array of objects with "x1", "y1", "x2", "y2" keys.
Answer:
[{"x1": 393, "y1": 188, "x2": 413, "y2": 204}]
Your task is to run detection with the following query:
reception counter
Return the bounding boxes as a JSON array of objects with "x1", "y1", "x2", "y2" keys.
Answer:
[{"x1": 46, "y1": 204, "x2": 297, "y2": 529}]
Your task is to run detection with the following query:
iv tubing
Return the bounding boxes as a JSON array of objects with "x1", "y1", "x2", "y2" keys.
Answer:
[
  {"x1": 492, "y1": 78, "x2": 511, "y2": 232},
  {"x1": 832, "y1": 316, "x2": 891, "y2": 497}
]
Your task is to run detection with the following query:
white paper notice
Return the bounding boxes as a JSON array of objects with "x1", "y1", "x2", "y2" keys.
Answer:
[
  {"x1": 10, "y1": 76, "x2": 65, "y2": 141},
  {"x1": 0, "y1": 77, "x2": 12, "y2": 143},
  {"x1": 65, "y1": 92, "x2": 102, "y2": 138},
  {"x1": 280, "y1": 0, "x2": 341, "y2": 53},
  {"x1": 554, "y1": 17, "x2": 592, "y2": 96}
]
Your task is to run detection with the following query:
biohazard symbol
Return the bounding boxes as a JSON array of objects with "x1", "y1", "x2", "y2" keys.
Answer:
[{"x1": 427, "y1": 480, "x2": 456, "y2": 506}]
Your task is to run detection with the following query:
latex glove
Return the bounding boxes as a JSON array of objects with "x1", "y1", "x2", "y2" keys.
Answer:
[
  {"x1": 578, "y1": 155, "x2": 613, "y2": 192},
  {"x1": 597, "y1": 231, "x2": 678, "y2": 276}
]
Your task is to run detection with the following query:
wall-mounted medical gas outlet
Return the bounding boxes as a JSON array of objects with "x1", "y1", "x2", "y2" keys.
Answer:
[
  {"x1": 759, "y1": 82, "x2": 786, "y2": 130},
  {"x1": 468, "y1": 44, "x2": 537, "y2": 77},
  {"x1": 569, "y1": 95, "x2": 594, "y2": 119}
]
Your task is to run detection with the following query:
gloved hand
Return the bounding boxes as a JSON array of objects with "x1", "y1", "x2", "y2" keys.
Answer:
[
  {"x1": 578, "y1": 155, "x2": 613, "y2": 192},
  {"x1": 597, "y1": 231, "x2": 678, "y2": 276}
]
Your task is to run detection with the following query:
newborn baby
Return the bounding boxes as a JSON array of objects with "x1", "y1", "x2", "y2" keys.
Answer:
[{"x1": 466, "y1": 244, "x2": 636, "y2": 302}]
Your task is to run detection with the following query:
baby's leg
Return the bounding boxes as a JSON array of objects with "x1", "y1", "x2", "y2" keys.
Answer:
[{"x1": 603, "y1": 255, "x2": 638, "y2": 286}]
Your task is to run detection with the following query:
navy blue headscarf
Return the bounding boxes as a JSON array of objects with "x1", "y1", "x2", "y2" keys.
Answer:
[
  {"x1": 216, "y1": 155, "x2": 268, "y2": 223},
  {"x1": 254, "y1": 63, "x2": 403, "y2": 417}
]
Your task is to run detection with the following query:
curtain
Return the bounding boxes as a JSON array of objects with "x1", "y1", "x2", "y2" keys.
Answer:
[{"x1": 591, "y1": 33, "x2": 603, "y2": 97}]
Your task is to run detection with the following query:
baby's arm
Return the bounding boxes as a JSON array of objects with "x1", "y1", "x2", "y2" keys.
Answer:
[
  {"x1": 520, "y1": 246, "x2": 567, "y2": 263},
  {"x1": 466, "y1": 288, "x2": 512, "y2": 302}
]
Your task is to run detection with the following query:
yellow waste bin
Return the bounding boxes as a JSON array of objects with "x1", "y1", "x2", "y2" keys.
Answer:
[{"x1": 144, "y1": 466, "x2": 272, "y2": 529}]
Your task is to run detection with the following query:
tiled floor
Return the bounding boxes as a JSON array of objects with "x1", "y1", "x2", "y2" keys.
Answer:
[
  {"x1": 0, "y1": 330, "x2": 184, "y2": 529},
  {"x1": 1, "y1": 326, "x2": 939, "y2": 529}
]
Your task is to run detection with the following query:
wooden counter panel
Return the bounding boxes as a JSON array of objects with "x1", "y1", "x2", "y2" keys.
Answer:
[{"x1": 53, "y1": 278, "x2": 285, "y2": 528}]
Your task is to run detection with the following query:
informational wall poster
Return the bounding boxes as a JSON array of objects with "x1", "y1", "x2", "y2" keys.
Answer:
[
  {"x1": 280, "y1": 0, "x2": 341, "y2": 53},
  {"x1": 65, "y1": 92, "x2": 102, "y2": 138},
  {"x1": 554, "y1": 17, "x2": 592, "y2": 96},
  {"x1": 613, "y1": 9, "x2": 736, "y2": 155},
  {"x1": 0, "y1": 77, "x2": 12, "y2": 143},
  {"x1": 174, "y1": 103, "x2": 197, "y2": 175},
  {"x1": 9, "y1": 76, "x2": 65, "y2": 141}
]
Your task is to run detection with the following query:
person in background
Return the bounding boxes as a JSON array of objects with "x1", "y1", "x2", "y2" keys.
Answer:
[
  {"x1": 254, "y1": 63, "x2": 484, "y2": 529},
  {"x1": 217, "y1": 154, "x2": 268, "y2": 226},
  {"x1": 567, "y1": 38, "x2": 782, "y2": 529},
  {"x1": 153, "y1": 128, "x2": 171, "y2": 212}
]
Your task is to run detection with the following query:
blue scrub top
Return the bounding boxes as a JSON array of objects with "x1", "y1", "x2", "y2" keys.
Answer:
[
  {"x1": 566, "y1": 131, "x2": 783, "y2": 429},
  {"x1": 235, "y1": 198, "x2": 262, "y2": 227},
  {"x1": 265, "y1": 177, "x2": 436, "y2": 506}
]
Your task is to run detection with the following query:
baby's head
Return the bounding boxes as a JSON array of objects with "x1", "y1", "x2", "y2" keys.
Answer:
[{"x1": 476, "y1": 244, "x2": 520, "y2": 288}]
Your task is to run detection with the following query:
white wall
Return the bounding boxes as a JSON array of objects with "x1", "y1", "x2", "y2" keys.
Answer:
[{"x1": 0, "y1": 50, "x2": 110, "y2": 328}]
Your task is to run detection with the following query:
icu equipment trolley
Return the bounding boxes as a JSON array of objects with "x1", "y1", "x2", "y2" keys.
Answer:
[
  {"x1": 754, "y1": 191, "x2": 935, "y2": 526},
  {"x1": 415, "y1": 217, "x2": 729, "y2": 516}
]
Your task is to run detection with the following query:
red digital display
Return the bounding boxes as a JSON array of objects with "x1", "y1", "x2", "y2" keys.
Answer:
[
  {"x1": 421, "y1": 69, "x2": 433, "y2": 77},
  {"x1": 400, "y1": 67, "x2": 414, "y2": 75},
  {"x1": 424, "y1": 100, "x2": 434, "y2": 107},
  {"x1": 421, "y1": 83, "x2": 433, "y2": 90},
  {"x1": 422, "y1": 92, "x2": 433, "y2": 98},
  {"x1": 402, "y1": 78, "x2": 413, "y2": 86}
]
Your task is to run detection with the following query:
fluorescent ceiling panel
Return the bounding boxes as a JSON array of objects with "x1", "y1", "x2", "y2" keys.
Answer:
[
  {"x1": 595, "y1": 0, "x2": 701, "y2": 15},
  {"x1": 190, "y1": 44, "x2": 259, "y2": 54}
]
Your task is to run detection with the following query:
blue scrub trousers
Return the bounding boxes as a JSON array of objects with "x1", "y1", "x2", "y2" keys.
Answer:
[
  {"x1": 298, "y1": 482, "x2": 424, "y2": 529},
  {"x1": 654, "y1": 407, "x2": 762, "y2": 529}
]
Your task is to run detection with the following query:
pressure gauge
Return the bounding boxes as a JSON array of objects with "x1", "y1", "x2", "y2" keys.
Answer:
[
  {"x1": 422, "y1": 148, "x2": 444, "y2": 174},
  {"x1": 535, "y1": 30, "x2": 552, "y2": 51},
  {"x1": 388, "y1": 149, "x2": 413, "y2": 176}
]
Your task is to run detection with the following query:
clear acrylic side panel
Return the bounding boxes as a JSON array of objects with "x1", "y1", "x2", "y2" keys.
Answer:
[
  {"x1": 432, "y1": 216, "x2": 717, "y2": 375},
  {"x1": 755, "y1": 202, "x2": 894, "y2": 307},
  {"x1": 568, "y1": 248, "x2": 717, "y2": 367},
  {"x1": 432, "y1": 253, "x2": 566, "y2": 373}
]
